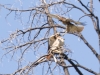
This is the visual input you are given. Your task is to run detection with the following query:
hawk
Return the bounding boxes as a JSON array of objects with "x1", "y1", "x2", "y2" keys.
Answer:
[
  {"x1": 48, "y1": 33, "x2": 64, "y2": 54},
  {"x1": 48, "y1": 14, "x2": 85, "y2": 34},
  {"x1": 47, "y1": 33, "x2": 64, "y2": 62}
]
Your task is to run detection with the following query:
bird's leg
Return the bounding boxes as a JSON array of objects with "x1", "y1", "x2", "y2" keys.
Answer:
[
  {"x1": 48, "y1": 49, "x2": 58, "y2": 63},
  {"x1": 53, "y1": 55, "x2": 57, "y2": 63}
]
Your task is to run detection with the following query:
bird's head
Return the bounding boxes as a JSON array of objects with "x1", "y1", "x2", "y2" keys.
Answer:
[{"x1": 55, "y1": 33, "x2": 61, "y2": 37}]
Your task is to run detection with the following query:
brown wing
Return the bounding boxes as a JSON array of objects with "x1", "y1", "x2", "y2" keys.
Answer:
[
  {"x1": 67, "y1": 24, "x2": 84, "y2": 33},
  {"x1": 48, "y1": 14, "x2": 85, "y2": 26},
  {"x1": 47, "y1": 14, "x2": 70, "y2": 25}
]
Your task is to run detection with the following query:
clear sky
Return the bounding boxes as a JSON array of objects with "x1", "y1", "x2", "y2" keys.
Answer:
[{"x1": 0, "y1": 0, "x2": 100, "y2": 75}]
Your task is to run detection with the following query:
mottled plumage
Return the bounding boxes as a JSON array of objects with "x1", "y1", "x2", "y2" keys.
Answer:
[
  {"x1": 48, "y1": 33, "x2": 64, "y2": 54},
  {"x1": 48, "y1": 14, "x2": 85, "y2": 33}
]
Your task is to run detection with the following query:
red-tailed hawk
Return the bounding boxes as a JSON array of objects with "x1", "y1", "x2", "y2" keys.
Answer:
[
  {"x1": 48, "y1": 33, "x2": 65, "y2": 62},
  {"x1": 48, "y1": 14, "x2": 85, "y2": 34},
  {"x1": 48, "y1": 33, "x2": 64, "y2": 54}
]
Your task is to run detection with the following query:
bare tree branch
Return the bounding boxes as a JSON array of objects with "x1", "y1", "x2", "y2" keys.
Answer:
[
  {"x1": 0, "y1": 0, "x2": 99, "y2": 75},
  {"x1": 75, "y1": 33, "x2": 99, "y2": 61}
]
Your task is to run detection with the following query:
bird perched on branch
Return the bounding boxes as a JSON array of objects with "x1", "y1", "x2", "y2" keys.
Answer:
[
  {"x1": 48, "y1": 33, "x2": 64, "y2": 54},
  {"x1": 48, "y1": 33, "x2": 64, "y2": 62},
  {"x1": 47, "y1": 14, "x2": 85, "y2": 34}
]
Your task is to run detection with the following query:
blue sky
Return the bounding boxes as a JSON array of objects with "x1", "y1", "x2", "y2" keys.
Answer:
[{"x1": 0, "y1": 0, "x2": 100, "y2": 75}]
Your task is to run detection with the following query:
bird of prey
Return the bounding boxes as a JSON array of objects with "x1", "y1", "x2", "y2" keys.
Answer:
[
  {"x1": 48, "y1": 33, "x2": 65, "y2": 62},
  {"x1": 48, "y1": 33, "x2": 64, "y2": 54},
  {"x1": 47, "y1": 14, "x2": 85, "y2": 34}
]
